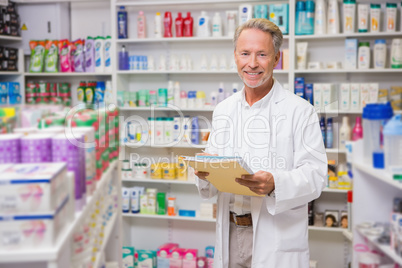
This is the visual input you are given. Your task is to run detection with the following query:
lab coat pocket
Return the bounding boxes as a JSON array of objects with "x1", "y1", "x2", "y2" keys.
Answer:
[{"x1": 275, "y1": 205, "x2": 308, "y2": 252}]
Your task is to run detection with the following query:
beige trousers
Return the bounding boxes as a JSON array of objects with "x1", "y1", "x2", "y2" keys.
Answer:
[{"x1": 228, "y1": 221, "x2": 253, "y2": 268}]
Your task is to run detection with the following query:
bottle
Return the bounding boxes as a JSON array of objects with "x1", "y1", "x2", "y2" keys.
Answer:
[
  {"x1": 226, "y1": 11, "x2": 237, "y2": 37},
  {"x1": 315, "y1": 0, "x2": 327, "y2": 35},
  {"x1": 232, "y1": 83, "x2": 239, "y2": 94},
  {"x1": 326, "y1": 118, "x2": 333, "y2": 148},
  {"x1": 117, "y1": 6, "x2": 128, "y2": 39},
  {"x1": 210, "y1": 91, "x2": 218, "y2": 107},
  {"x1": 343, "y1": 0, "x2": 356, "y2": 34},
  {"x1": 183, "y1": 12, "x2": 193, "y2": 37},
  {"x1": 386, "y1": 3, "x2": 397, "y2": 32},
  {"x1": 320, "y1": 117, "x2": 326, "y2": 146},
  {"x1": 370, "y1": 4, "x2": 381, "y2": 33},
  {"x1": 94, "y1": 36, "x2": 105, "y2": 73},
  {"x1": 119, "y1": 45, "x2": 129, "y2": 70},
  {"x1": 212, "y1": 12, "x2": 222, "y2": 37},
  {"x1": 191, "y1": 117, "x2": 199, "y2": 144},
  {"x1": 391, "y1": 39, "x2": 402, "y2": 68},
  {"x1": 357, "y1": 4, "x2": 368, "y2": 33},
  {"x1": 104, "y1": 36, "x2": 112, "y2": 73},
  {"x1": 154, "y1": 12, "x2": 162, "y2": 38},
  {"x1": 137, "y1": 11, "x2": 146, "y2": 38},
  {"x1": 296, "y1": 1, "x2": 306, "y2": 35},
  {"x1": 327, "y1": 0, "x2": 339, "y2": 34},
  {"x1": 219, "y1": 54, "x2": 227, "y2": 71},
  {"x1": 304, "y1": 1, "x2": 315, "y2": 35},
  {"x1": 85, "y1": 81, "x2": 95, "y2": 105},
  {"x1": 373, "y1": 39, "x2": 386, "y2": 69},
  {"x1": 339, "y1": 116, "x2": 351, "y2": 150},
  {"x1": 238, "y1": 4, "x2": 253, "y2": 26},
  {"x1": 105, "y1": 80, "x2": 113, "y2": 105},
  {"x1": 210, "y1": 54, "x2": 218, "y2": 71},
  {"x1": 180, "y1": 90, "x2": 187, "y2": 108},
  {"x1": 175, "y1": 12, "x2": 184, "y2": 37},
  {"x1": 77, "y1": 81, "x2": 86, "y2": 104},
  {"x1": 197, "y1": 11, "x2": 210, "y2": 37},
  {"x1": 200, "y1": 54, "x2": 208, "y2": 71},
  {"x1": 358, "y1": 42, "x2": 370, "y2": 69},
  {"x1": 174, "y1": 81, "x2": 181, "y2": 107},
  {"x1": 167, "y1": 80, "x2": 174, "y2": 106},
  {"x1": 164, "y1": 12, "x2": 173, "y2": 38},
  {"x1": 352, "y1": 116, "x2": 363, "y2": 141},
  {"x1": 217, "y1": 82, "x2": 225, "y2": 103}
]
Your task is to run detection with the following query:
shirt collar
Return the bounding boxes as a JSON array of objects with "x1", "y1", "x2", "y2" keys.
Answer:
[{"x1": 239, "y1": 78, "x2": 277, "y2": 108}]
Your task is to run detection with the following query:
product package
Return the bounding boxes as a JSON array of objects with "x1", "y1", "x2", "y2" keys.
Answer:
[
  {"x1": 390, "y1": 86, "x2": 402, "y2": 111},
  {"x1": 85, "y1": 36, "x2": 95, "y2": 72},
  {"x1": 294, "y1": 77, "x2": 305, "y2": 98},
  {"x1": 44, "y1": 40, "x2": 59, "y2": 73},
  {"x1": 72, "y1": 39, "x2": 86, "y2": 72},
  {"x1": 269, "y1": 4, "x2": 289, "y2": 34},
  {"x1": 344, "y1": 39, "x2": 358, "y2": 69},
  {"x1": 122, "y1": 247, "x2": 135, "y2": 268},
  {"x1": 58, "y1": 39, "x2": 72, "y2": 72},
  {"x1": 28, "y1": 40, "x2": 46, "y2": 73},
  {"x1": 313, "y1": 83, "x2": 323, "y2": 109}
]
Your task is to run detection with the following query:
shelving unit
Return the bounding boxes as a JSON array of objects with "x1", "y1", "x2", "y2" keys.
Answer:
[{"x1": 24, "y1": 72, "x2": 113, "y2": 77}]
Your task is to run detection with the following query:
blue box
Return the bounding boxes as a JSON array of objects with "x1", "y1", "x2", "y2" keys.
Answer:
[
  {"x1": 254, "y1": 5, "x2": 268, "y2": 19},
  {"x1": 294, "y1": 77, "x2": 305, "y2": 98},
  {"x1": 7, "y1": 82, "x2": 21, "y2": 104},
  {"x1": 269, "y1": 4, "x2": 289, "y2": 35},
  {"x1": 304, "y1": 83, "x2": 314, "y2": 105},
  {"x1": 0, "y1": 82, "x2": 8, "y2": 105},
  {"x1": 345, "y1": 39, "x2": 358, "y2": 69},
  {"x1": 178, "y1": 209, "x2": 196, "y2": 217}
]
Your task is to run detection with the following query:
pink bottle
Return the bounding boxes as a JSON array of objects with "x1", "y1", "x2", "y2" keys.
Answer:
[
  {"x1": 175, "y1": 12, "x2": 184, "y2": 37},
  {"x1": 137, "y1": 11, "x2": 146, "y2": 38},
  {"x1": 352, "y1": 116, "x2": 363, "y2": 141},
  {"x1": 164, "y1": 11, "x2": 173, "y2": 37},
  {"x1": 183, "y1": 12, "x2": 194, "y2": 37}
]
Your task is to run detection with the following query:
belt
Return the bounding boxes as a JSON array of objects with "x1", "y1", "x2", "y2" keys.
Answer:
[{"x1": 230, "y1": 212, "x2": 253, "y2": 227}]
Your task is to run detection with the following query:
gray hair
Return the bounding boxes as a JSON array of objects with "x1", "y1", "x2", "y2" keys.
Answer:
[{"x1": 233, "y1": 18, "x2": 283, "y2": 54}]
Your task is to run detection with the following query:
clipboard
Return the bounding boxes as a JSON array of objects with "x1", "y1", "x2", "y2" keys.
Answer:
[{"x1": 181, "y1": 155, "x2": 264, "y2": 197}]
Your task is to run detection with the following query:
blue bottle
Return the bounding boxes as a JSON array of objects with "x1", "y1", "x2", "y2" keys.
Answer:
[
  {"x1": 304, "y1": 1, "x2": 315, "y2": 35},
  {"x1": 118, "y1": 6, "x2": 128, "y2": 39},
  {"x1": 295, "y1": 1, "x2": 306, "y2": 35},
  {"x1": 326, "y1": 118, "x2": 333, "y2": 148},
  {"x1": 119, "y1": 45, "x2": 129, "y2": 70},
  {"x1": 191, "y1": 116, "x2": 199, "y2": 145},
  {"x1": 320, "y1": 117, "x2": 326, "y2": 146}
]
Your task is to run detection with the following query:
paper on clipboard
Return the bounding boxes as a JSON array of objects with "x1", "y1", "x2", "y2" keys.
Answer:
[{"x1": 180, "y1": 155, "x2": 264, "y2": 197}]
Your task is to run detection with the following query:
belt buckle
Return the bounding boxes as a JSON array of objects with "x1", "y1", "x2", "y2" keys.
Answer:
[{"x1": 233, "y1": 213, "x2": 249, "y2": 228}]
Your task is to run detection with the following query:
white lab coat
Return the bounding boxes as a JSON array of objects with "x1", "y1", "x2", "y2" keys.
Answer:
[{"x1": 195, "y1": 80, "x2": 328, "y2": 268}]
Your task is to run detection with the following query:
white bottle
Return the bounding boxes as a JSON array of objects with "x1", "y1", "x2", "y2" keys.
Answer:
[
  {"x1": 327, "y1": 0, "x2": 339, "y2": 34},
  {"x1": 186, "y1": 54, "x2": 192, "y2": 71},
  {"x1": 104, "y1": 36, "x2": 112, "y2": 73},
  {"x1": 373, "y1": 39, "x2": 387, "y2": 69},
  {"x1": 226, "y1": 10, "x2": 237, "y2": 37},
  {"x1": 339, "y1": 116, "x2": 351, "y2": 150},
  {"x1": 238, "y1": 4, "x2": 253, "y2": 26},
  {"x1": 219, "y1": 54, "x2": 227, "y2": 71},
  {"x1": 197, "y1": 11, "x2": 211, "y2": 37},
  {"x1": 200, "y1": 54, "x2": 208, "y2": 71},
  {"x1": 210, "y1": 54, "x2": 218, "y2": 71},
  {"x1": 158, "y1": 55, "x2": 166, "y2": 71},
  {"x1": 180, "y1": 54, "x2": 187, "y2": 71},
  {"x1": 315, "y1": 0, "x2": 327, "y2": 35},
  {"x1": 357, "y1": 4, "x2": 369, "y2": 33},
  {"x1": 94, "y1": 37, "x2": 105, "y2": 73},
  {"x1": 212, "y1": 12, "x2": 222, "y2": 37},
  {"x1": 210, "y1": 91, "x2": 218, "y2": 107},
  {"x1": 343, "y1": 0, "x2": 356, "y2": 33},
  {"x1": 105, "y1": 80, "x2": 113, "y2": 105},
  {"x1": 148, "y1": 55, "x2": 155, "y2": 71},
  {"x1": 358, "y1": 42, "x2": 370, "y2": 69},
  {"x1": 218, "y1": 82, "x2": 225, "y2": 103},
  {"x1": 174, "y1": 82, "x2": 181, "y2": 107},
  {"x1": 154, "y1": 12, "x2": 162, "y2": 38},
  {"x1": 391, "y1": 38, "x2": 402, "y2": 68},
  {"x1": 386, "y1": 3, "x2": 397, "y2": 32},
  {"x1": 167, "y1": 80, "x2": 174, "y2": 106}
]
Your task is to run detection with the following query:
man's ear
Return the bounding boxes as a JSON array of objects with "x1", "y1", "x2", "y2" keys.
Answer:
[{"x1": 273, "y1": 50, "x2": 281, "y2": 68}]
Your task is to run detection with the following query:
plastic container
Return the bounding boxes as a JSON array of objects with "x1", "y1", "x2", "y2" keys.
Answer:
[
  {"x1": 358, "y1": 42, "x2": 370, "y2": 69},
  {"x1": 357, "y1": 4, "x2": 368, "y2": 33},
  {"x1": 327, "y1": 0, "x2": 339, "y2": 34},
  {"x1": 197, "y1": 11, "x2": 210, "y2": 37},
  {"x1": 164, "y1": 12, "x2": 173, "y2": 38},
  {"x1": 383, "y1": 114, "x2": 402, "y2": 171},
  {"x1": 150, "y1": 163, "x2": 163, "y2": 179},
  {"x1": 362, "y1": 102, "x2": 394, "y2": 166},
  {"x1": 315, "y1": 0, "x2": 327, "y2": 35},
  {"x1": 304, "y1": 1, "x2": 315, "y2": 35},
  {"x1": 386, "y1": 3, "x2": 397, "y2": 32},
  {"x1": 212, "y1": 12, "x2": 222, "y2": 37},
  {"x1": 343, "y1": 0, "x2": 356, "y2": 34},
  {"x1": 119, "y1": 45, "x2": 129, "y2": 70},
  {"x1": 391, "y1": 38, "x2": 402, "y2": 69},
  {"x1": 117, "y1": 6, "x2": 128, "y2": 39},
  {"x1": 155, "y1": 117, "x2": 164, "y2": 145},
  {"x1": 295, "y1": 1, "x2": 306, "y2": 35},
  {"x1": 352, "y1": 116, "x2": 363, "y2": 141},
  {"x1": 339, "y1": 116, "x2": 351, "y2": 150},
  {"x1": 175, "y1": 12, "x2": 184, "y2": 37},
  {"x1": 137, "y1": 11, "x2": 146, "y2": 38},
  {"x1": 154, "y1": 12, "x2": 162, "y2": 38},
  {"x1": 164, "y1": 117, "x2": 174, "y2": 144},
  {"x1": 374, "y1": 39, "x2": 386, "y2": 69},
  {"x1": 326, "y1": 118, "x2": 333, "y2": 148},
  {"x1": 370, "y1": 4, "x2": 381, "y2": 33},
  {"x1": 133, "y1": 163, "x2": 149, "y2": 179},
  {"x1": 238, "y1": 4, "x2": 253, "y2": 26}
]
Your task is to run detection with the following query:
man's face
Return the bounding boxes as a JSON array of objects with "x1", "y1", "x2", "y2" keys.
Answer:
[{"x1": 234, "y1": 28, "x2": 279, "y2": 90}]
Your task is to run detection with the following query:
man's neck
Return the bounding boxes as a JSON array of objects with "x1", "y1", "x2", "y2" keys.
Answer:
[{"x1": 244, "y1": 78, "x2": 274, "y2": 106}]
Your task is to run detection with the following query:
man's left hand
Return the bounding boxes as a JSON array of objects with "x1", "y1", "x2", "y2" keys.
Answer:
[{"x1": 235, "y1": 171, "x2": 275, "y2": 196}]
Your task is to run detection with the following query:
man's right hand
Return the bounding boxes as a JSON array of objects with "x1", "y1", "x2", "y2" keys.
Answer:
[{"x1": 194, "y1": 152, "x2": 217, "y2": 180}]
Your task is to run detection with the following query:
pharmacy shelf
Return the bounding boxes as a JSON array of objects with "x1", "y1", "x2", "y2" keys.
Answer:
[
  {"x1": 294, "y1": 69, "x2": 402, "y2": 74},
  {"x1": 117, "y1": 36, "x2": 233, "y2": 43},
  {"x1": 24, "y1": 72, "x2": 112, "y2": 77},
  {"x1": 357, "y1": 227, "x2": 402, "y2": 265},
  {"x1": 343, "y1": 230, "x2": 353, "y2": 242},
  {"x1": 294, "y1": 31, "x2": 402, "y2": 40},
  {"x1": 0, "y1": 161, "x2": 118, "y2": 264},
  {"x1": 117, "y1": 70, "x2": 289, "y2": 75},
  {"x1": 326, "y1": 148, "x2": 347, "y2": 154},
  {"x1": 119, "y1": 106, "x2": 215, "y2": 112},
  {"x1": 122, "y1": 178, "x2": 195, "y2": 185},
  {"x1": 308, "y1": 226, "x2": 346, "y2": 233},
  {"x1": 322, "y1": 188, "x2": 349, "y2": 193},
  {"x1": 353, "y1": 161, "x2": 401, "y2": 190},
  {"x1": 116, "y1": 0, "x2": 290, "y2": 7},
  {"x1": 0, "y1": 35, "x2": 22, "y2": 41},
  {"x1": 0, "y1": 71, "x2": 22, "y2": 75},
  {"x1": 318, "y1": 110, "x2": 362, "y2": 115},
  {"x1": 125, "y1": 142, "x2": 207, "y2": 149},
  {"x1": 93, "y1": 213, "x2": 118, "y2": 268},
  {"x1": 123, "y1": 213, "x2": 216, "y2": 223}
]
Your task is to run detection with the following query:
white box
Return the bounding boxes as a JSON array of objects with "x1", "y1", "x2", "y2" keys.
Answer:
[
  {"x1": 368, "y1": 83, "x2": 379, "y2": 104},
  {"x1": 322, "y1": 83, "x2": 336, "y2": 110},
  {"x1": 350, "y1": 83, "x2": 361, "y2": 110},
  {"x1": 313, "y1": 83, "x2": 323, "y2": 109},
  {"x1": 0, "y1": 196, "x2": 70, "y2": 250},
  {"x1": 344, "y1": 39, "x2": 358, "y2": 69},
  {"x1": 0, "y1": 163, "x2": 68, "y2": 214},
  {"x1": 360, "y1": 84, "x2": 370, "y2": 108},
  {"x1": 340, "y1": 84, "x2": 351, "y2": 111}
]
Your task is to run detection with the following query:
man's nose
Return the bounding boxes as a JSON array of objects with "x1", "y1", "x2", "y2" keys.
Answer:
[{"x1": 248, "y1": 54, "x2": 258, "y2": 69}]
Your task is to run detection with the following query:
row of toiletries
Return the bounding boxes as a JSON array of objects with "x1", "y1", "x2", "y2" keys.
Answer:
[
  {"x1": 117, "y1": 82, "x2": 239, "y2": 109},
  {"x1": 28, "y1": 36, "x2": 112, "y2": 73},
  {"x1": 391, "y1": 197, "x2": 402, "y2": 258},
  {"x1": 121, "y1": 159, "x2": 188, "y2": 181},
  {"x1": 327, "y1": 161, "x2": 352, "y2": 190},
  {"x1": 76, "y1": 80, "x2": 113, "y2": 106},
  {"x1": 25, "y1": 81, "x2": 70, "y2": 106},
  {"x1": 117, "y1": 4, "x2": 289, "y2": 39},
  {"x1": 0, "y1": 2, "x2": 20, "y2": 37},
  {"x1": 320, "y1": 116, "x2": 363, "y2": 149},
  {"x1": 0, "y1": 82, "x2": 21, "y2": 105},
  {"x1": 0, "y1": 46, "x2": 18, "y2": 72},
  {"x1": 122, "y1": 245, "x2": 215, "y2": 268},
  {"x1": 296, "y1": 0, "x2": 402, "y2": 35}
]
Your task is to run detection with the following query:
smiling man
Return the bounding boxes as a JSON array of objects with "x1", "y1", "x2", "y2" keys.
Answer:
[{"x1": 195, "y1": 19, "x2": 328, "y2": 268}]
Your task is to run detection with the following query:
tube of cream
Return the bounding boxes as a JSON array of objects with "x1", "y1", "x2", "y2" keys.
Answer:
[{"x1": 296, "y1": 42, "x2": 308, "y2": 70}]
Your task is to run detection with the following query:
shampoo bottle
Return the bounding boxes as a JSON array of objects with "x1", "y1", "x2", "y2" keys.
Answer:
[
  {"x1": 175, "y1": 12, "x2": 184, "y2": 37},
  {"x1": 94, "y1": 36, "x2": 105, "y2": 73},
  {"x1": 183, "y1": 12, "x2": 194, "y2": 37},
  {"x1": 238, "y1": 4, "x2": 253, "y2": 26},
  {"x1": 352, "y1": 116, "x2": 363, "y2": 141},
  {"x1": 164, "y1": 12, "x2": 173, "y2": 38},
  {"x1": 326, "y1": 118, "x2": 333, "y2": 148},
  {"x1": 117, "y1": 6, "x2": 128, "y2": 39},
  {"x1": 212, "y1": 12, "x2": 222, "y2": 37},
  {"x1": 315, "y1": 0, "x2": 327, "y2": 34},
  {"x1": 327, "y1": 0, "x2": 339, "y2": 34},
  {"x1": 137, "y1": 11, "x2": 146, "y2": 38},
  {"x1": 304, "y1": 1, "x2": 315, "y2": 35},
  {"x1": 154, "y1": 12, "x2": 162, "y2": 38},
  {"x1": 343, "y1": 0, "x2": 356, "y2": 34},
  {"x1": 197, "y1": 11, "x2": 210, "y2": 37},
  {"x1": 320, "y1": 116, "x2": 326, "y2": 146},
  {"x1": 339, "y1": 116, "x2": 351, "y2": 150},
  {"x1": 296, "y1": 1, "x2": 307, "y2": 35}
]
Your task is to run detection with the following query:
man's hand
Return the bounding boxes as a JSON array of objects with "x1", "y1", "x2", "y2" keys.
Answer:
[
  {"x1": 235, "y1": 171, "x2": 275, "y2": 196},
  {"x1": 194, "y1": 152, "x2": 217, "y2": 181}
]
